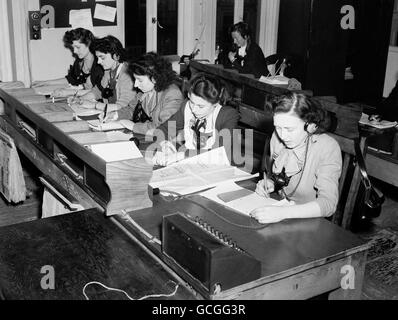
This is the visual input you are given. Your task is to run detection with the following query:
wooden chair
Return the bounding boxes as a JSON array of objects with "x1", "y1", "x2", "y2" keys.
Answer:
[{"x1": 260, "y1": 97, "x2": 363, "y2": 230}]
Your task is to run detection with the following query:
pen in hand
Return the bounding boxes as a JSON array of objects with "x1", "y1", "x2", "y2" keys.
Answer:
[{"x1": 101, "y1": 103, "x2": 108, "y2": 124}]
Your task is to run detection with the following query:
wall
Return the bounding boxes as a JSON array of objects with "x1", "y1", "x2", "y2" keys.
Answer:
[
  {"x1": 178, "y1": 0, "x2": 217, "y2": 63},
  {"x1": 383, "y1": 46, "x2": 398, "y2": 97},
  {"x1": 28, "y1": 0, "x2": 125, "y2": 81}
]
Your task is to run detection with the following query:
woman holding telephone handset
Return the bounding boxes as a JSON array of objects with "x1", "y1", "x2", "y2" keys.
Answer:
[
  {"x1": 251, "y1": 93, "x2": 342, "y2": 224},
  {"x1": 226, "y1": 22, "x2": 268, "y2": 78}
]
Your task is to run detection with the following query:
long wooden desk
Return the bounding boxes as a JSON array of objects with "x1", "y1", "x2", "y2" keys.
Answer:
[
  {"x1": 0, "y1": 192, "x2": 369, "y2": 300},
  {"x1": 0, "y1": 86, "x2": 369, "y2": 300},
  {"x1": 0, "y1": 208, "x2": 196, "y2": 300},
  {"x1": 0, "y1": 87, "x2": 153, "y2": 216},
  {"x1": 114, "y1": 190, "x2": 369, "y2": 300}
]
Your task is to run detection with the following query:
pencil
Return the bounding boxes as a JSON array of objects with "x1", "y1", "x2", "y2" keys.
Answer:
[
  {"x1": 102, "y1": 104, "x2": 108, "y2": 124},
  {"x1": 264, "y1": 170, "x2": 269, "y2": 196}
]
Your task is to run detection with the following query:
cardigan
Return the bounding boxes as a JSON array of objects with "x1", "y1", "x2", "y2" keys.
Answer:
[
  {"x1": 270, "y1": 132, "x2": 342, "y2": 217},
  {"x1": 158, "y1": 101, "x2": 240, "y2": 150},
  {"x1": 91, "y1": 62, "x2": 135, "y2": 109},
  {"x1": 225, "y1": 41, "x2": 268, "y2": 78},
  {"x1": 117, "y1": 84, "x2": 184, "y2": 135},
  {"x1": 65, "y1": 56, "x2": 104, "y2": 90}
]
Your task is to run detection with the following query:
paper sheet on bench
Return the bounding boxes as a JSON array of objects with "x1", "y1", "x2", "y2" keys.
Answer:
[
  {"x1": 150, "y1": 147, "x2": 257, "y2": 195},
  {"x1": 359, "y1": 113, "x2": 397, "y2": 129},
  {"x1": 200, "y1": 181, "x2": 289, "y2": 216},
  {"x1": 87, "y1": 140, "x2": 142, "y2": 162},
  {"x1": 87, "y1": 120, "x2": 125, "y2": 131}
]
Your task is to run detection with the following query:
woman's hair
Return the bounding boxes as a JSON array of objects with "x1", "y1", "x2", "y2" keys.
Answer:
[
  {"x1": 271, "y1": 92, "x2": 332, "y2": 133},
  {"x1": 92, "y1": 35, "x2": 127, "y2": 62},
  {"x1": 128, "y1": 52, "x2": 177, "y2": 92},
  {"x1": 63, "y1": 28, "x2": 95, "y2": 52},
  {"x1": 229, "y1": 21, "x2": 252, "y2": 40},
  {"x1": 188, "y1": 73, "x2": 229, "y2": 105}
]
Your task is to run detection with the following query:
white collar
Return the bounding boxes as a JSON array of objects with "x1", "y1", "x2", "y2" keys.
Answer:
[{"x1": 238, "y1": 45, "x2": 247, "y2": 57}]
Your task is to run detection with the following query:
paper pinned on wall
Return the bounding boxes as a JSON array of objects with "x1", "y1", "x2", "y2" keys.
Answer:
[
  {"x1": 94, "y1": 4, "x2": 117, "y2": 23},
  {"x1": 69, "y1": 9, "x2": 93, "y2": 30}
]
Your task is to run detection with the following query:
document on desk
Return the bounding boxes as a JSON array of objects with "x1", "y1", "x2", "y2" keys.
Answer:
[
  {"x1": 33, "y1": 84, "x2": 69, "y2": 96},
  {"x1": 259, "y1": 75, "x2": 289, "y2": 86},
  {"x1": 150, "y1": 147, "x2": 257, "y2": 195},
  {"x1": 200, "y1": 181, "x2": 290, "y2": 216},
  {"x1": 87, "y1": 140, "x2": 142, "y2": 162},
  {"x1": 87, "y1": 120, "x2": 125, "y2": 131},
  {"x1": 359, "y1": 113, "x2": 397, "y2": 129}
]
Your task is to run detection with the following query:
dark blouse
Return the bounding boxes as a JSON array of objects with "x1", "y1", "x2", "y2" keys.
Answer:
[
  {"x1": 224, "y1": 41, "x2": 268, "y2": 79},
  {"x1": 65, "y1": 56, "x2": 104, "y2": 90}
]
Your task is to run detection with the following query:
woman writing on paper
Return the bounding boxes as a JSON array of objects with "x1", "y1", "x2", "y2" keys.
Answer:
[
  {"x1": 76, "y1": 35, "x2": 135, "y2": 114},
  {"x1": 152, "y1": 73, "x2": 240, "y2": 166},
  {"x1": 32, "y1": 28, "x2": 104, "y2": 96},
  {"x1": 104, "y1": 52, "x2": 184, "y2": 135},
  {"x1": 251, "y1": 93, "x2": 342, "y2": 224}
]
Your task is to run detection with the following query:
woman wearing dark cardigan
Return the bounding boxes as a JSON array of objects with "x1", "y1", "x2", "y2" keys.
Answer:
[
  {"x1": 152, "y1": 73, "x2": 240, "y2": 166},
  {"x1": 225, "y1": 22, "x2": 268, "y2": 78}
]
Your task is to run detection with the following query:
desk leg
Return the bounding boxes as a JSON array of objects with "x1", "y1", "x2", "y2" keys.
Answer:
[
  {"x1": 328, "y1": 251, "x2": 367, "y2": 300},
  {"x1": 392, "y1": 131, "x2": 398, "y2": 158}
]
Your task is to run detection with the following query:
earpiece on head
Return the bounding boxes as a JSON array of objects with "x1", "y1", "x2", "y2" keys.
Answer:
[{"x1": 304, "y1": 122, "x2": 317, "y2": 134}]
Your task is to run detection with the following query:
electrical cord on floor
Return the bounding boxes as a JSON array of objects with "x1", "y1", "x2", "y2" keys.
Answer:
[{"x1": 82, "y1": 280, "x2": 179, "y2": 300}]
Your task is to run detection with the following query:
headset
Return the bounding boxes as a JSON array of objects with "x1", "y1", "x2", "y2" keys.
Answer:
[{"x1": 269, "y1": 122, "x2": 314, "y2": 197}]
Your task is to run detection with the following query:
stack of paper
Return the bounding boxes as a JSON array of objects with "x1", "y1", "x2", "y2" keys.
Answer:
[
  {"x1": 87, "y1": 141, "x2": 143, "y2": 162},
  {"x1": 87, "y1": 120, "x2": 125, "y2": 131},
  {"x1": 359, "y1": 113, "x2": 397, "y2": 129},
  {"x1": 259, "y1": 75, "x2": 289, "y2": 86},
  {"x1": 150, "y1": 147, "x2": 257, "y2": 195}
]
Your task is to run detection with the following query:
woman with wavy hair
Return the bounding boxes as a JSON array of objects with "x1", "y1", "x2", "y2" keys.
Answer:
[
  {"x1": 111, "y1": 52, "x2": 184, "y2": 135},
  {"x1": 32, "y1": 28, "x2": 104, "y2": 95},
  {"x1": 152, "y1": 72, "x2": 240, "y2": 166},
  {"x1": 251, "y1": 93, "x2": 342, "y2": 224},
  {"x1": 225, "y1": 21, "x2": 268, "y2": 78},
  {"x1": 77, "y1": 35, "x2": 135, "y2": 112}
]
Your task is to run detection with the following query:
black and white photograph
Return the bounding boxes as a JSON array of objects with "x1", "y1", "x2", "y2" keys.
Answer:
[{"x1": 0, "y1": 0, "x2": 397, "y2": 305}]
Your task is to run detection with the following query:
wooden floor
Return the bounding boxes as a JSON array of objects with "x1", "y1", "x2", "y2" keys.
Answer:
[{"x1": 1, "y1": 155, "x2": 397, "y2": 300}]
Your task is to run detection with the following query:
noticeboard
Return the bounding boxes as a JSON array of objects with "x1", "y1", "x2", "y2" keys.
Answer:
[{"x1": 40, "y1": 0, "x2": 117, "y2": 28}]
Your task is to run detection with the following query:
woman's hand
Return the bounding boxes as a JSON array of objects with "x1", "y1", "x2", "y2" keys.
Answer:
[
  {"x1": 159, "y1": 140, "x2": 178, "y2": 154},
  {"x1": 368, "y1": 114, "x2": 382, "y2": 122},
  {"x1": 249, "y1": 206, "x2": 288, "y2": 224},
  {"x1": 228, "y1": 51, "x2": 236, "y2": 63},
  {"x1": 119, "y1": 119, "x2": 135, "y2": 131},
  {"x1": 255, "y1": 178, "x2": 275, "y2": 198},
  {"x1": 51, "y1": 88, "x2": 71, "y2": 98},
  {"x1": 152, "y1": 151, "x2": 184, "y2": 166},
  {"x1": 79, "y1": 100, "x2": 97, "y2": 109}
]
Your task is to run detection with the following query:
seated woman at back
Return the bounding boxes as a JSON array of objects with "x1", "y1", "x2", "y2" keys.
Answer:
[
  {"x1": 32, "y1": 28, "x2": 103, "y2": 96},
  {"x1": 105, "y1": 52, "x2": 184, "y2": 135},
  {"x1": 152, "y1": 73, "x2": 240, "y2": 166},
  {"x1": 77, "y1": 35, "x2": 135, "y2": 113},
  {"x1": 223, "y1": 22, "x2": 268, "y2": 78},
  {"x1": 251, "y1": 93, "x2": 342, "y2": 224}
]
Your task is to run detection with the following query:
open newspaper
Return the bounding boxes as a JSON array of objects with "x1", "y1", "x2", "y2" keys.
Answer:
[{"x1": 150, "y1": 147, "x2": 257, "y2": 195}]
